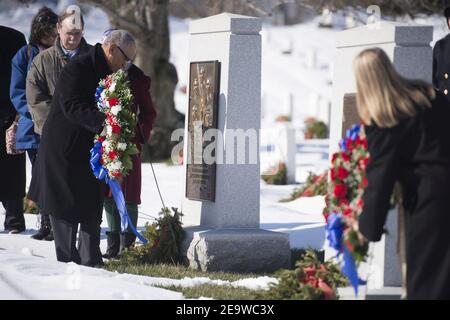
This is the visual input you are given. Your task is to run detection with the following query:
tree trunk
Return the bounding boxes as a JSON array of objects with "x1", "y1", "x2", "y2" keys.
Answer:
[{"x1": 81, "y1": 0, "x2": 184, "y2": 161}]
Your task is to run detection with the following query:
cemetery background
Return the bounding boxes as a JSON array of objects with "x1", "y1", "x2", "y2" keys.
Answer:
[{"x1": 0, "y1": 1, "x2": 448, "y2": 299}]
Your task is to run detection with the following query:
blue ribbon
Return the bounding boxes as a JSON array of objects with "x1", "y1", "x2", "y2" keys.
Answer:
[
  {"x1": 95, "y1": 86, "x2": 104, "y2": 103},
  {"x1": 340, "y1": 124, "x2": 361, "y2": 153},
  {"x1": 326, "y1": 213, "x2": 361, "y2": 295},
  {"x1": 90, "y1": 142, "x2": 148, "y2": 244}
]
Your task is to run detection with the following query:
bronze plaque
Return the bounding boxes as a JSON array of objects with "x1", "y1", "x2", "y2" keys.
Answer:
[
  {"x1": 186, "y1": 61, "x2": 220, "y2": 202},
  {"x1": 342, "y1": 93, "x2": 360, "y2": 138}
]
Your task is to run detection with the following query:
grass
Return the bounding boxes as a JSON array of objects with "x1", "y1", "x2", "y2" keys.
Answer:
[
  {"x1": 104, "y1": 260, "x2": 273, "y2": 282},
  {"x1": 103, "y1": 249, "x2": 326, "y2": 300},
  {"x1": 158, "y1": 284, "x2": 261, "y2": 300},
  {"x1": 104, "y1": 260, "x2": 275, "y2": 300}
]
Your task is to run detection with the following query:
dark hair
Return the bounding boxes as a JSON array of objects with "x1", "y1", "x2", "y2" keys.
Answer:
[
  {"x1": 58, "y1": 10, "x2": 85, "y2": 29},
  {"x1": 29, "y1": 6, "x2": 58, "y2": 46},
  {"x1": 445, "y1": 7, "x2": 450, "y2": 18}
]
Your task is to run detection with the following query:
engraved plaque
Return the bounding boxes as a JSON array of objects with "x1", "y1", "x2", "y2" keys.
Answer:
[
  {"x1": 342, "y1": 93, "x2": 361, "y2": 138},
  {"x1": 186, "y1": 61, "x2": 220, "y2": 201}
]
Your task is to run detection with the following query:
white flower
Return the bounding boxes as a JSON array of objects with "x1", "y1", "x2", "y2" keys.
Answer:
[
  {"x1": 108, "y1": 160, "x2": 122, "y2": 171},
  {"x1": 117, "y1": 142, "x2": 127, "y2": 151},
  {"x1": 108, "y1": 82, "x2": 116, "y2": 93},
  {"x1": 106, "y1": 125, "x2": 112, "y2": 136},
  {"x1": 110, "y1": 104, "x2": 122, "y2": 115},
  {"x1": 102, "y1": 140, "x2": 112, "y2": 151},
  {"x1": 100, "y1": 91, "x2": 106, "y2": 101}
]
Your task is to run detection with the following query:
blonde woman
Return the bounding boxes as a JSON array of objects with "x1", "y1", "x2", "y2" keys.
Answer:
[{"x1": 354, "y1": 48, "x2": 450, "y2": 300}]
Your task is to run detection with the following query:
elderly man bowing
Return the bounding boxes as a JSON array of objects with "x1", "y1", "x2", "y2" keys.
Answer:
[{"x1": 29, "y1": 30, "x2": 137, "y2": 267}]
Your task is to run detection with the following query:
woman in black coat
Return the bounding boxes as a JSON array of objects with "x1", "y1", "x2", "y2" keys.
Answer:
[
  {"x1": 354, "y1": 48, "x2": 450, "y2": 299},
  {"x1": 0, "y1": 26, "x2": 27, "y2": 233}
]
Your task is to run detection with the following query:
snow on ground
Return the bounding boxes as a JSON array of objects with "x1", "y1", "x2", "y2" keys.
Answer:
[{"x1": 0, "y1": 251, "x2": 183, "y2": 300}]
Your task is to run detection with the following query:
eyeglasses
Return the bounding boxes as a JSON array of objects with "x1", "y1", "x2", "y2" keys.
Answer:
[{"x1": 117, "y1": 46, "x2": 132, "y2": 63}]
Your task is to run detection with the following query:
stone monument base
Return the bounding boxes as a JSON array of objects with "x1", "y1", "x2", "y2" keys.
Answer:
[{"x1": 181, "y1": 226, "x2": 291, "y2": 273}]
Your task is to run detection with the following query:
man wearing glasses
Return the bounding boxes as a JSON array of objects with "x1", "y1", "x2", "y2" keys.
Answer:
[
  {"x1": 28, "y1": 29, "x2": 138, "y2": 267},
  {"x1": 101, "y1": 29, "x2": 157, "y2": 259},
  {"x1": 26, "y1": 8, "x2": 91, "y2": 241}
]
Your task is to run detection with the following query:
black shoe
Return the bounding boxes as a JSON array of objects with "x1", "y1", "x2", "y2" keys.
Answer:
[
  {"x1": 43, "y1": 230, "x2": 54, "y2": 241},
  {"x1": 102, "y1": 232, "x2": 120, "y2": 259},
  {"x1": 119, "y1": 233, "x2": 136, "y2": 255},
  {"x1": 31, "y1": 214, "x2": 51, "y2": 240}
]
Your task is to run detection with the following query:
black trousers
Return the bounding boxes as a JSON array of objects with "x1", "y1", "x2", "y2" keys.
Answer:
[
  {"x1": 50, "y1": 214, "x2": 103, "y2": 267},
  {"x1": 2, "y1": 198, "x2": 25, "y2": 231}
]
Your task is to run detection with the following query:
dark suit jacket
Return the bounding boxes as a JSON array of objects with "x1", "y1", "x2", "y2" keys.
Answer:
[{"x1": 360, "y1": 89, "x2": 450, "y2": 299}]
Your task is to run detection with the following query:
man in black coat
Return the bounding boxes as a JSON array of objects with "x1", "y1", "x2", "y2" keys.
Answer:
[
  {"x1": 0, "y1": 26, "x2": 27, "y2": 233},
  {"x1": 433, "y1": 7, "x2": 450, "y2": 99},
  {"x1": 29, "y1": 30, "x2": 137, "y2": 266}
]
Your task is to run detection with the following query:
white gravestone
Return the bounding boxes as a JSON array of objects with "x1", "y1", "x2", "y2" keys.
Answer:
[{"x1": 181, "y1": 13, "x2": 291, "y2": 273}]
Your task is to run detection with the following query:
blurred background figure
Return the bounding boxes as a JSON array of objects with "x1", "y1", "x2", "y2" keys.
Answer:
[{"x1": 0, "y1": 25, "x2": 27, "y2": 234}]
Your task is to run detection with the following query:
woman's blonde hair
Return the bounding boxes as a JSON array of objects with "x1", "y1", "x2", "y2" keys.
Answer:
[{"x1": 353, "y1": 48, "x2": 435, "y2": 128}]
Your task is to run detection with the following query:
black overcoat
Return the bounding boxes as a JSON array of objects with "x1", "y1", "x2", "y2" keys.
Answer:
[
  {"x1": 433, "y1": 34, "x2": 450, "y2": 99},
  {"x1": 0, "y1": 26, "x2": 26, "y2": 201},
  {"x1": 29, "y1": 43, "x2": 108, "y2": 223},
  {"x1": 359, "y1": 90, "x2": 450, "y2": 300}
]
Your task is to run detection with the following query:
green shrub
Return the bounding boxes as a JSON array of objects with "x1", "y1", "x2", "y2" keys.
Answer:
[
  {"x1": 261, "y1": 162, "x2": 287, "y2": 185},
  {"x1": 304, "y1": 117, "x2": 328, "y2": 139},
  {"x1": 282, "y1": 171, "x2": 328, "y2": 202},
  {"x1": 119, "y1": 207, "x2": 185, "y2": 265},
  {"x1": 255, "y1": 250, "x2": 348, "y2": 300}
]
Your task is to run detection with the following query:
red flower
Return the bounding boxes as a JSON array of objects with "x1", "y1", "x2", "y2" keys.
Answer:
[
  {"x1": 343, "y1": 207, "x2": 353, "y2": 217},
  {"x1": 104, "y1": 77, "x2": 112, "y2": 88},
  {"x1": 333, "y1": 184, "x2": 347, "y2": 198},
  {"x1": 108, "y1": 97, "x2": 119, "y2": 107},
  {"x1": 107, "y1": 114, "x2": 115, "y2": 125},
  {"x1": 357, "y1": 198, "x2": 364, "y2": 208},
  {"x1": 332, "y1": 153, "x2": 339, "y2": 163},
  {"x1": 363, "y1": 157, "x2": 369, "y2": 166},
  {"x1": 108, "y1": 150, "x2": 118, "y2": 160},
  {"x1": 339, "y1": 198, "x2": 349, "y2": 206},
  {"x1": 302, "y1": 188, "x2": 313, "y2": 197},
  {"x1": 330, "y1": 168, "x2": 336, "y2": 181},
  {"x1": 337, "y1": 167, "x2": 349, "y2": 180},
  {"x1": 341, "y1": 152, "x2": 350, "y2": 162},
  {"x1": 112, "y1": 124, "x2": 121, "y2": 135},
  {"x1": 362, "y1": 177, "x2": 368, "y2": 188},
  {"x1": 346, "y1": 140, "x2": 353, "y2": 152},
  {"x1": 98, "y1": 136, "x2": 105, "y2": 142},
  {"x1": 111, "y1": 171, "x2": 121, "y2": 178}
]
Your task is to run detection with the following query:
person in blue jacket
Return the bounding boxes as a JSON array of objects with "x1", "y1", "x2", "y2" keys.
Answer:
[
  {"x1": 9, "y1": 7, "x2": 57, "y2": 234},
  {"x1": 10, "y1": 7, "x2": 58, "y2": 160}
]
